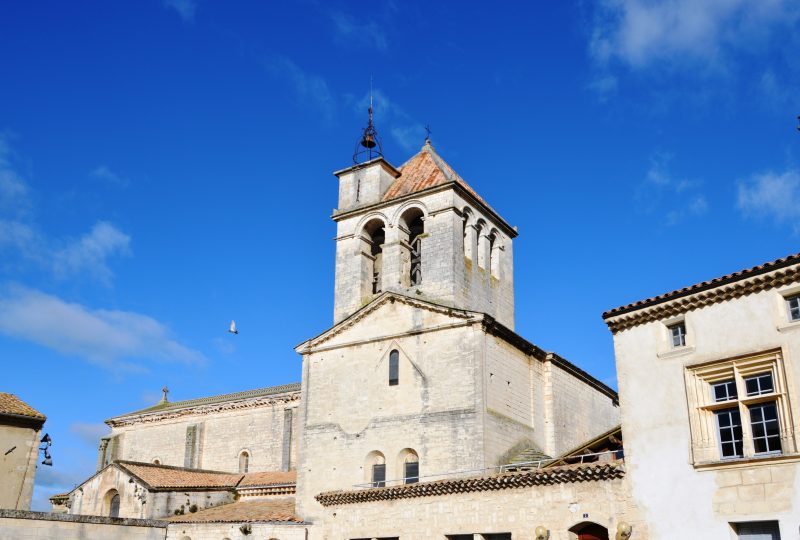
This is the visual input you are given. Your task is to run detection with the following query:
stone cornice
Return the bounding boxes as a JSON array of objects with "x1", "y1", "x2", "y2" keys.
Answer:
[
  {"x1": 604, "y1": 265, "x2": 800, "y2": 334},
  {"x1": 107, "y1": 393, "x2": 300, "y2": 427},
  {"x1": 315, "y1": 462, "x2": 624, "y2": 506},
  {"x1": 0, "y1": 509, "x2": 168, "y2": 528}
]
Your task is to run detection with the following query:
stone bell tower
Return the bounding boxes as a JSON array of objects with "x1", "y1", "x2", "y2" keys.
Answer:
[{"x1": 330, "y1": 113, "x2": 517, "y2": 329}]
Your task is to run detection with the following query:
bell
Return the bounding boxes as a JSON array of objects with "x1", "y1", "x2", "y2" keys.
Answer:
[{"x1": 360, "y1": 134, "x2": 377, "y2": 149}]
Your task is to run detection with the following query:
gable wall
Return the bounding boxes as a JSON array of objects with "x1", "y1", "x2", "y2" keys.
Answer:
[
  {"x1": 296, "y1": 308, "x2": 487, "y2": 522},
  {"x1": 0, "y1": 423, "x2": 40, "y2": 510}
]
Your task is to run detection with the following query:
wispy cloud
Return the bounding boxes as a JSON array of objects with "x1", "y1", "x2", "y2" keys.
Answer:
[
  {"x1": 636, "y1": 152, "x2": 708, "y2": 226},
  {"x1": 0, "y1": 136, "x2": 130, "y2": 284},
  {"x1": 53, "y1": 222, "x2": 131, "y2": 285},
  {"x1": 90, "y1": 165, "x2": 129, "y2": 187},
  {"x1": 590, "y1": 0, "x2": 799, "y2": 71},
  {"x1": 330, "y1": 12, "x2": 388, "y2": 51},
  {"x1": 0, "y1": 287, "x2": 207, "y2": 371},
  {"x1": 164, "y1": 0, "x2": 196, "y2": 23},
  {"x1": 737, "y1": 168, "x2": 800, "y2": 231},
  {"x1": 265, "y1": 55, "x2": 336, "y2": 120},
  {"x1": 70, "y1": 422, "x2": 110, "y2": 448}
]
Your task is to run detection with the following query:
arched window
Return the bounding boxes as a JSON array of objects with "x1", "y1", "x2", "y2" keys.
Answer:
[
  {"x1": 397, "y1": 448, "x2": 419, "y2": 484},
  {"x1": 475, "y1": 220, "x2": 488, "y2": 269},
  {"x1": 399, "y1": 208, "x2": 425, "y2": 286},
  {"x1": 389, "y1": 349, "x2": 399, "y2": 386},
  {"x1": 488, "y1": 230, "x2": 500, "y2": 278},
  {"x1": 238, "y1": 451, "x2": 250, "y2": 473},
  {"x1": 462, "y1": 207, "x2": 475, "y2": 260},
  {"x1": 569, "y1": 522, "x2": 609, "y2": 540},
  {"x1": 365, "y1": 451, "x2": 386, "y2": 488},
  {"x1": 105, "y1": 489, "x2": 120, "y2": 518},
  {"x1": 360, "y1": 219, "x2": 385, "y2": 297}
]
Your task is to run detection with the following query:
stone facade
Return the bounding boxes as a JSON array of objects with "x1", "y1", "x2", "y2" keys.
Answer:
[
  {"x1": 101, "y1": 386, "x2": 300, "y2": 474},
  {"x1": 605, "y1": 258, "x2": 800, "y2": 539},
  {"x1": 0, "y1": 395, "x2": 46, "y2": 511}
]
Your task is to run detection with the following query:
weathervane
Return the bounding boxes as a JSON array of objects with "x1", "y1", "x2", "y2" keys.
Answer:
[{"x1": 425, "y1": 125, "x2": 432, "y2": 144}]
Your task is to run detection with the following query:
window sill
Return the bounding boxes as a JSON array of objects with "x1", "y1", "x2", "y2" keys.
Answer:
[
  {"x1": 657, "y1": 345, "x2": 695, "y2": 360},
  {"x1": 777, "y1": 320, "x2": 800, "y2": 333},
  {"x1": 694, "y1": 452, "x2": 800, "y2": 470}
]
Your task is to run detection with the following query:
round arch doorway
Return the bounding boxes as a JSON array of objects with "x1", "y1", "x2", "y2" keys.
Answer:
[{"x1": 569, "y1": 522, "x2": 609, "y2": 540}]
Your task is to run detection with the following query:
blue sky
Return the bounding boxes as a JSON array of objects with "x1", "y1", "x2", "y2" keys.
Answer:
[{"x1": 1, "y1": 1, "x2": 799, "y2": 509}]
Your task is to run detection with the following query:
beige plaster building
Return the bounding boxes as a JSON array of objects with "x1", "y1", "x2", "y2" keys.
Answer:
[
  {"x1": 604, "y1": 254, "x2": 800, "y2": 540},
  {"x1": 0, "y1": 393, "x2": 46, "y2": 511}
]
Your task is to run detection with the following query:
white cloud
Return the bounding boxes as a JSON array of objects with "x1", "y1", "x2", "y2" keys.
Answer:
[
  {"x1": 637, "y1": 153, "x2": 708, "y2": 225},
  {"x1": 265, "y1": 56, "x2": 336, "y2": 120},
  {"x1": 331, "y1": 12, "x2": 388, "y2": 51},
  {"x1": 52, "y1": 222, "x2": 131, "y2": 285},
  {"x1": 590, "y1": 0, "x2": 799, "y2": 70},
  {"x1": 70, "y1": 422, "x2": 110, "y2": 448},
  {"x1": 164, "y1": 0, "x2": 196, "y2": 23},
  {"x1": 0, "y1": 287, "x2": 207, "y2": 370},
  {"x1": 737, "y1": 169, "x2": 800, "y2": 229},
  {"x1": 90, "y1": 165, "x2": 129, "y2": 187}
]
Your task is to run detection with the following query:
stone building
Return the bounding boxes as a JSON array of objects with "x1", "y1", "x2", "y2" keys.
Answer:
[
  {"x1": 604, "y1": 254, "x2": 800, "y2": 540},
  {"x1": 23, "y1": 135, "x2": 628, "y2": 540},
  {"x1": 0, "y1": 393, "x2": 46, "y2": 511}
]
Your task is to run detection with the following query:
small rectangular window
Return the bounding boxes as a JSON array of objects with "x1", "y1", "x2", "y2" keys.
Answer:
[
  {"x1": 446, "y1": 536, "x2": 475, "y2": 540},
  {"x1": 389, "y1": 350, "x2": 399, "y2": 386},
  {"x1": 715, "y1": 408, "x2": 744, "y2": 459},
  {"x1": 750, "y1": 402, "x2": 782, "y2": 455},
  {"x1": 669, "y1": 322, "x2": 686, "y2": 347},
  {"x1": 786, "y1": 294, "x2": 800, "y2": 322},
  {"x1": 745, "y1": 373, "x2": 774, "y2": 396},
  {"x1": 735, "y1": 520, "x2": 782, "y2": 539},
  {"x1": 481, "y1": 534, "x2": 512, "y2": 540},
  {"x1": 403, "y1": 461, "x2": 419, "y2": 484},
  {"x1": 372, "y1": 463, "x2": 386, "y2": 487},
  {"x1": 712, "y1": 380, "x2": 738, "y2": 402}
]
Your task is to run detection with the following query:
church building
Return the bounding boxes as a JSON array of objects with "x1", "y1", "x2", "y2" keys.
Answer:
[{"x1": 3, "y1": 114, "x2": 797, "y2": 540}]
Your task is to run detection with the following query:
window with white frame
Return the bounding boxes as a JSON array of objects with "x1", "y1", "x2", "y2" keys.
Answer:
[
  {"x1": 668, "y1": 321, "x2": 687, "y2": 348},
  {"x1": 786, "y1": 294, "x2": 800, "y2": 322},
  {"x1": 735, "y1": 520, "x2": 782, "y2": 540},
  {"x1": 684, "y1": 349, "x2": 796, "y2": 465}
]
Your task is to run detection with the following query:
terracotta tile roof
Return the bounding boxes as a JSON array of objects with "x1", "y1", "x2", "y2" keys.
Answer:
[
  {"x1": 117, "y1": 461, "x2": 243, "y2": 490},
  {"x1": 111, "y1": 382, "x2": 300, "y2": 420},
  {"x1": 603, "y1": 252, "x2": 800, "y2": 319},
  {"x1": 167, "y1": 498, "x2": 302, "y2": 523},
  {"x1": 238, "y1": 470, "x2": 297, "y2": 487},
  {"x1": 315, "y1": 462, "x2": 624, "y2": 506},
  {"x1": 0, "y1": 393, "x2": 46, "y2": 421},
  {"x1": 383, "y1": 142, "x2": 490, "y2": 209}
]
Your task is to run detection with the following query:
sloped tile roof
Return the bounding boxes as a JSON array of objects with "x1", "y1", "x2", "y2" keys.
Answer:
[
  {"x1": 315, "y1": 462, "x2": 624, "y2": 506},
  {"x1": 110, "y1": 382, "x2": 300, "y2": 420},
  {"x1": 239, "y1": 470, "x2": 297, "y2": 487},
  {"x1": 0, "y1": 393, "x2": 46, "y2": 421},
  {"x1": 603, "y1": 252, "x2": 800, "y2": 319},
  {"x1": 383, "y1": 142, "x2": 489, "y2": 209},
  {"x1": 117, "y1": 461, "x2": 243, "y2": 490},
  {"x1": 167, "y1": 498, "x2": 302, "y2": 523}
]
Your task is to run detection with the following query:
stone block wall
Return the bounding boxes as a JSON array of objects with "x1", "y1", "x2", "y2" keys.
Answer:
[
  {"x1": 165, "y1": 521, "x2": 307, "y2": 540},
  {"x1": 109, "y1": 398, "x2": 298, "y2": 474},
  {"x1": 316, "y1": 476, "x2": 645, "y2": 540},
  {"x1": 0, "y1": 510, "x2": 167, "y2": 540},
  {"x1": 0, "y1": 424, "x2": 40, "y2": 510}
]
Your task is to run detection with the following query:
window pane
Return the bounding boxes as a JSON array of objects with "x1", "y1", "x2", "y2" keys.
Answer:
[
  {"x1": 745, "y1": 373, "x2": 774, "y2": 396},
  {"x1": 372, "y1": 463, "x2": 386, "y2": 487},
  {"x1": 669, "y1": 323, "x2": 686, "y2": 347},
  {"x1": 712, "y1": 380, "x2": 737, "y2": 402},
  {"x1": 389, "y1": 350, "x2": 399, "y2": 386},
  {"x1": 716, "y1": 408, "x2": 743, "y2": 458},
  {"x1": 737, "y1": 520, "x2": 782, "y2": 539},
  {"x1": 787, "y1": 295, "x2": 800, "y2": 322},
  {"x1": 404, "y1": 461, "x2": 419, "y2": 484},
  {"x1": 749, "y1": 402, "x2": 782, "y2": 455}
]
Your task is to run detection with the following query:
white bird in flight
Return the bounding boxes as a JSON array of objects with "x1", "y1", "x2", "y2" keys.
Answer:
[{"x1": 228, "y1": 320, "x2": 238, "y2": 335}]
